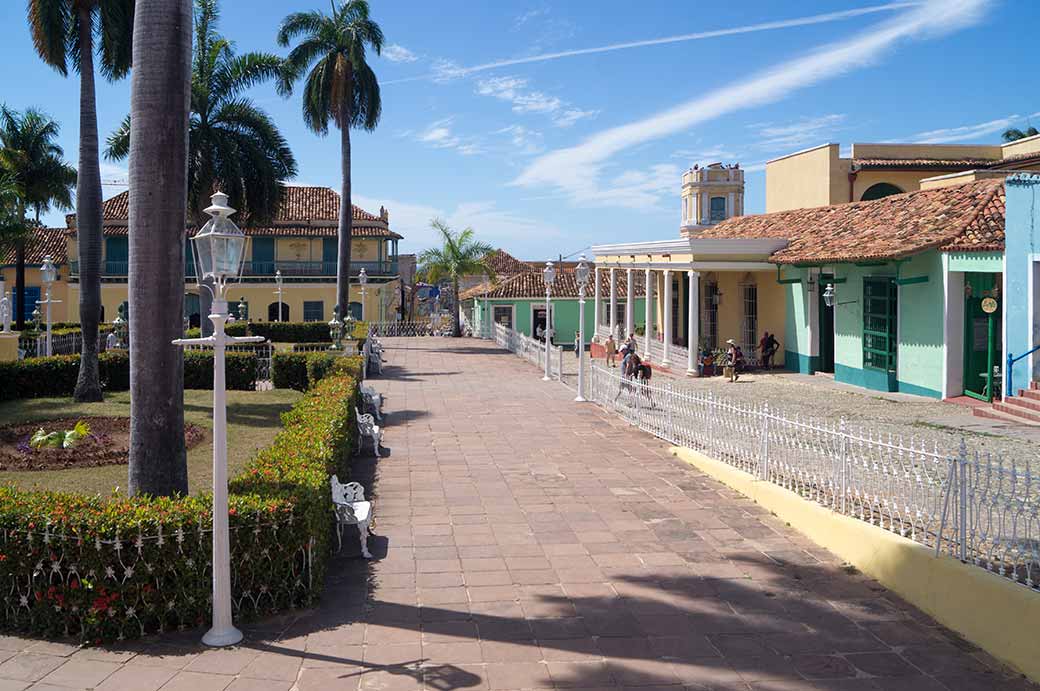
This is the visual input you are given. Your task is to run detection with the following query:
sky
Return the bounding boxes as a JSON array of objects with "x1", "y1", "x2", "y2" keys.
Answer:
[{"x1": 1, "y1": 0, "x2": 1038, "y2": 260}]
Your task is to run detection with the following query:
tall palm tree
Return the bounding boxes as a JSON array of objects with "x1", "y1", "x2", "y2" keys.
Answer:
[
  {"x1": 277, "y1": 0, "x2": 383, "y2": 315},
  {"x1": 28, "y1": 0, "x2": 135, "y2": 402},
  {"x1": 417, "y1": 220, "x2": 495, "y2": 337},
  {"x1": 1002, "y1": 126, "x2": 1039, "y2": 143},
  {"x1": 0, "y1": 106, "x2": 76, "y2": 330},
  {"x1": 126, "y1": 0, "x2": 192, "y2": 497},
  {"x1": 0, "y1": 173, "x2": 29, "y2": 267},
  {"x1": 107, "y1": 0, "x2": 297, "y2": 336}
]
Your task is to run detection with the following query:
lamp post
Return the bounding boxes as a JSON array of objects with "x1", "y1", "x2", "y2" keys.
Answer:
[
  {"x1": 542, "y1": 261, "x2": 555, "y2": 381},
  {"x1": 328, "y1": 305, "x2": 345, "y2": 351},
  {"x1": 38, "y1": 255, "x2": 60, "y2": 356},
  {"x1": 274, "y1": 270, "x2": 283, "y2": 322},
  {"x1": 237, "y1": 297, "x2": 247, "y2": 323},
  {"x1": 172, "y1": 192, "x2": 265, "y2": 648},
  {"x1": 113, "y1": 303, "x2": 128, "y2": 349},
  {"x1": 358, "y1": 267, "x2": 368, "y2": 322},
  {"x1": 823, "y1": 284, "x2": 835, "y2": 308},
  {"x1": 575, "y1": 255, "x2": 590, "y2": 402}
]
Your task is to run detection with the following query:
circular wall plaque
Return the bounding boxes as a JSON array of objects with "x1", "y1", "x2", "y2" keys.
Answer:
[{"x1": 981, "y1": 297, "x2": 998, "y2": 314}]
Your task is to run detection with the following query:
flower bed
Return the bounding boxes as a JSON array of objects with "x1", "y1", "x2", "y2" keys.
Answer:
[{"x1": 0, "y1": 371, "x2": 359, "y2": 642}]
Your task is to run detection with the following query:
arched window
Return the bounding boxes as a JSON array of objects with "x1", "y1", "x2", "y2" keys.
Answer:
[
  {"x1": 348, "y1": 302, "x2": 363, "y2": 320},
  {"x1": 860, "y1": 182, "x2": 904, "y2": 201},
  {"x1": 268, "y1": 302, "x2": 289, "y2": 321}
]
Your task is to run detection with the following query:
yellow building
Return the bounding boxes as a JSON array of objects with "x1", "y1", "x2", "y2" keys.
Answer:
[
  {"x1": 1, "y1": 186, "x2": 403, "y2": 328},
  {"x1": 766, "y1": 136, "x2": 1040, "y2": 212}
]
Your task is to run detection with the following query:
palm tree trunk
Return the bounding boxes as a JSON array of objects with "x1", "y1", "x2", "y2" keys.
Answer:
[
  {"x1": 453, "y1": 277, "x2": 461, "y2": 337},
  {"x1": 127, "y1": 0, "x2": 192, "y2": 497},
  {"x1": 336, "y1": 72, "x2": 354, "y2": 319},
  {"x1": 72, "y1": 7, "x2": 104, "y2": 402},
  {"x1": 13, "y1": 236, "x2": 25, "y2": 331}
]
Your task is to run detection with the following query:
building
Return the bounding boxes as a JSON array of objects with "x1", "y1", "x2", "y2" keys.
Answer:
[
  {"x1": 766, "y1": 137, "x2": 1040, "y2": 212},
  {"x1": 681, "y1": 163, "x2": 745, "y2": 233},
  {"x1": 1, "y1": 186, "x2": 403, "y2": 327},
  {"x1": 0, "y1": 228, "x2": 69, "y2": 325}
]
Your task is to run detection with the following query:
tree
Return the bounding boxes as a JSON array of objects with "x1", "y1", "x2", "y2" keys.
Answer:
[
  {"x1": 126, "y1": 0, "x2": 192, "y2": 496},
  {"x1": 1002, "y1": 126, "x2": 1039, "y2": 143},
  {"x1": 107, "y1": 0, "x2": 297, "y2": 336},
  {"x1": 0, "y1": 173, "x2": 29, "y2": 262},
  {"x1": 277, "y1": 0, "x2": 383, "y2": 316},
  {"x1": 28, "y1": 0, "x2": 135, "y2": 402},
  {"x1": 417, "y1": 220, "x2": 495, "y2": 337},
  {"x1": 0, "y1": 106, "x2": 76, "y2": 329}
]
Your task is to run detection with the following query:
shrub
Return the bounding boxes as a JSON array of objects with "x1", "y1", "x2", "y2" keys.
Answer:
[
  {"x1": 183, "y1": 351, "x2": 256, "y2": 391},
  {"x1": 0, "y1": 352, "x2": 131, "y2": 400},
  {"x1": 182, "y1": 321, "x2": 248, "y2": 339},
  {"x1": 0, "y1": 370, "x2": 360, "y2": 642},
  {"x1": 305, "y1": 353, "x2": 335, "y2": 387},
  {"x1": 248, "y1": 322, "x2": 330, "y2": 344},
  {"x1": 274, "y1": 353, "x2": 365, "y2": 391},
  {"x1": 272, "y1": 352, "x2": 309, "y2": 391}
]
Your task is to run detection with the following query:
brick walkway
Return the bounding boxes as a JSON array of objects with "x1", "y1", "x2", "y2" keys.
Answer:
[{"x1": 0, "y1": 338, "x2": 1032, "y2": 690}]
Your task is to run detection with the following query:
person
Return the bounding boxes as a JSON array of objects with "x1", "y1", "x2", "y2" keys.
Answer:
[
  {"x1": 725, "y1": 338, "x2": 745, "y2": 382},
  {"x1": 625, "y1": 332, "x2": 637, "y2": 353},
  {"x1": 616, "y1": 348, "x2": 641, "y2": 401},
  {"x1": 535, "y1": 324, "x2": 544, "y2": 341},
  {"x1": 605, "y1": 334, "x2": 617, "y2": 367},
  {"x1": 106, "y1": 331, "x2": 118, "y2": 350},
  {"x1": 637, "y1": 359, "x2": 654, "y2": 407},
  {"x1": 764, "y1": 332, "x2": 779, "y2": 369},
  {"x1": 574, "y1": 332, "x2": 581, "y2": 359}
]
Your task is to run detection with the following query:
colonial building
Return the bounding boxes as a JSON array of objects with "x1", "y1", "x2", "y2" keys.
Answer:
[{"x1": 1, "y1": 186, "x2": 403, "y2": 327}]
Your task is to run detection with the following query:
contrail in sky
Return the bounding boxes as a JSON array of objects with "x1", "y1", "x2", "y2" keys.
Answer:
[{"x1": 383, "y1": 2, "x2": 919, "y2": 85}]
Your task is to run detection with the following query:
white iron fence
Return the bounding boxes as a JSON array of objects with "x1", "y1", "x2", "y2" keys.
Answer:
[
  {"x1": 493, "y1": 323, "x2": 564, "y2": 382},
  {"x1": 582, "y1": 362, "x2": 1040, "y2": 592},
  {"x1": 183, "y1": 342, "x2": 274, "y2": 388},
  {"x1": 19, "y1": 332, "x2": 108, "y2": 359},
  {"x1": 368, "y1": 321, "x2": 433, "y2": 337}
]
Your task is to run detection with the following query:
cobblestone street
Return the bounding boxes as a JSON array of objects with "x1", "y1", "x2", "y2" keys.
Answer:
[{"x1": 0, "y1": 337, "x2": 1032, "y2": 690}]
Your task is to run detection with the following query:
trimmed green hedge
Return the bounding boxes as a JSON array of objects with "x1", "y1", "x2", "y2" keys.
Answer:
[
  {"x1": 273, "y1": 352, "x2": 364, "y2": 392},
  {"x1": 183, "y1": 321, "x2": 248, "y2": 339},
  {"x1": 0, "y1": 371, "x2": 360, "y2": 641},
  {"x1": 0, "y1": 350, "x2": 255, "y2": 400}
]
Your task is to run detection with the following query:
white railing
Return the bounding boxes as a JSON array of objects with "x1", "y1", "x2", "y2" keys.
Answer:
[
  {"x1": 183, "y1": 342, "x2": 274, "y2": 386},
  {"x1": 583, "y1": 363, "x2": 1040, "y2": 592},
  {"x1": 19, "y1": 332, "x2": 108, "y2": 358},
  {"x1": 493, "y1": 323, "x2": 564, "y2": 381},
  {"x1": 368, "y1": 321, "x2": 433, "y2": 337}
]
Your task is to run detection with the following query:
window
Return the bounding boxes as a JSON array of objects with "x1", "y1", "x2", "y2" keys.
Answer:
[
  {"x1": 709, "y1": 196, "x2": 727, "y2": 222},
  {"x1": 303, "y1": 300, "x2": 325, "y2": 322},
  {"x1": 701, "y1": 282, "x2": 718, "y2": 350},
  {"x1": 348, "y1": 302, "x2": 362, "y2": 320},
  {"x1": 860, "y1": 183, "x2": 903, "y2": 201},
  {"x1": 863, "y1": 278, "x2": 897, "y2": 372},
  {"x1": 104, "y1": 237, "x2": 128, "y2": 274},
  {"x1": 493, "y1": 305, "x2": 513, "y2": 329},
  {"x1": 741, "y1": 283, "x2": 758, "y2": 356},
  {"x1": 230, "y1": 300, "x2": 249, "y2": 321},
  {"x1": 600, "y1": 301, "x2": 627, "y2": 332},
  {"x1": 268, "y1": 302, "x2": 289, "y2": 321}
]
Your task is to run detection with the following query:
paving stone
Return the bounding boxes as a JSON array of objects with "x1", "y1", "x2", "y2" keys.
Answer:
[
  {"x1": 37, "y1": 659, "x2": 121, "y2": 688},
  {"x1": 0, "y1": 655, "x2": 66, "y2": 683}
]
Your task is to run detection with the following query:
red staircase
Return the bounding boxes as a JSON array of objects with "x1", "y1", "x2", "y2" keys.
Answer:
[{"x1": 973, "y1": 381, "x2": 1040, "y2": 425}]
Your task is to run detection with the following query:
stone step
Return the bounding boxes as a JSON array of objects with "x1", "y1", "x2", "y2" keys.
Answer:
[
  {"x1": 1019, "y1": 388, "x2": 1040, "y2": 401},
  {"x1": 992, "y1": 401, "x2": 1040, "y2": 424},
  {"x1": 973, "y1": 405, "x2": 1040, "y2": 427}
]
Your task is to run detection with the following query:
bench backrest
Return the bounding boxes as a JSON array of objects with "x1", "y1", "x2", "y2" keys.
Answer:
[
  {"x1": 331, "y1": 474, "x2": 366, "y2": 503},
  {"x1": 355, "y1": 407, "x2": 377, "y2": 433}
]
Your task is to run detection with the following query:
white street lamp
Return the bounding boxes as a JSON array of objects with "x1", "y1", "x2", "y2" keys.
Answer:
[
  {"x1": 574, "y1": 255, "x2": 590, "y2": 402},
  {"x1": 172, "y1": 192, "x2": 265, "y2": 648},
  {"x1": 274, "y1": 269, "x2": 284, "y2": 322},
  {"x1": 358, "y1": 267, "x2": 368, "y2": 322},
  {"x1": 823, "y1": 283, "x2": 836, "y2": 308},
  {"x1": 542, "y1": 261, "x2": 556, "y2": 381},
  {"x1": 37, "y1": 255, "x2": 61, "y2": 356}
]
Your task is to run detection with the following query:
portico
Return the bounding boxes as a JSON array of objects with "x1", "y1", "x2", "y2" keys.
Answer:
[{"x1": 591, "y1": 237, "x2": 788, "y2": 374}]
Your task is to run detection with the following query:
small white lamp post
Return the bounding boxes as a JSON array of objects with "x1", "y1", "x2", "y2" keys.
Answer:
[
  {"x1": 172, "y1": 192, "x2": 264, "y2": 648},
  {"x1": 37, "y1": 255, "x2": 60, "y2": 356},
  {"x1": 328, "y1": 305, "x2": 345, "y2": 352},
  {"x1": 575, "y1": 255, "x2": 590, "y2": 402},
  {"x1": 358, "y1": 267, "x2": 368, "y2": 322},
  {"x1": 823, "y1": 284, "x2": 836, "y2": 308},
  {"x1": 542, "y1": 261, "x2": 555, "y2": 381},
  {"x1": 273, "y1": 269, "x2": 284, "y2": 322}
]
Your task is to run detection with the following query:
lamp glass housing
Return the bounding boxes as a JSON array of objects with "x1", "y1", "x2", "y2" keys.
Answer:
[
  {"x1": 275, "y1": 269, "x2": 282, "y2": 286},
  {"x1": 40, "y1": 256, "x2": 57, "y2": 285},
  {"x1": 543, "y1": 261, "x2": 556, "y2": 288},
  {"x1": 191, "y1": 193, "x2": 247, "y2": 290},
  {"x1": 823, "y1": 284, "x2": 836, "y2": 308},
  {"x1": 575, "y1": 256, "x2": 590, "y2": 289},
  {"x1": 358, "y1": 268, "x2": 369, "y2": 285}
]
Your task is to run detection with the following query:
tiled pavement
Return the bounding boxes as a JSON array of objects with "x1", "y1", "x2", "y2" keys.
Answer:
[{"x1": 0, "y1": 338, "x2": 1034, "y2": 691}]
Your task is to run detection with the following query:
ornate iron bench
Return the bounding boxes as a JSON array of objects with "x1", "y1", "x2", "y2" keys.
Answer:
[
  {"x1": 330, "y1": 474, "x2": 373, "y2": 558},
  {"x1": 360, "y1": 383, "x2": 384, "y2": 421},
  {"x1": 355, "y1": 407, "x2": 384, "y2": 456}
]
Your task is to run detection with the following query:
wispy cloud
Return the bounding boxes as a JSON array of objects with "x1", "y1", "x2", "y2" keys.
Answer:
[
  {"x1": 670, "y1": 146, "x2": 739, "y2": 163},
  {"x1": 383, "y1": 3, "x2": 919, "y2": 85},
  {"x1": 514, "y1": 8, "x2": 549, "y2": 28},
  {"x1": 514, "y1": 0, "x2": 990, "y2": 209},
  {"x1": 415, "y1": 118, "x2": 483, "y2": 155},
  {"x1": 911, "y1": 113, "x2": 1040, "y2": 143},
  {"x1": 752, "y1": 113, "x2": 847, "y2": 150},
  {"x1": 475, "y1": 76, "x2": 597, "y2": 127},
  {"x1": 495, "y1": 125, "x2": 545, "y2": 155},
  {"x1": 383, "y1": 44, "x2": 418, "y2": 63}
]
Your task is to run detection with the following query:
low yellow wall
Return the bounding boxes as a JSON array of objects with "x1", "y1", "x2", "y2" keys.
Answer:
[
  {"x1": 671, "y1": 446, "x2": 1040, "y2": 683},
  {"x1": 0, "y1": 333, "x2": 18, "y2": 362}
]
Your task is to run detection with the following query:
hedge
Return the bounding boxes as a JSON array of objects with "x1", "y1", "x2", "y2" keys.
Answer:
[
  {"x1": 0, "y1": 371, "x2": 360, "y2": 641},
  {"x1": 0, "y1": 350, "x2": 255, "y2": 400},
  {"x1": 182, "y1": 321, "x2": 248, "y2": 339},
  {"x1": 273, "y1": 352, "x2": 364, "y2": 392}
]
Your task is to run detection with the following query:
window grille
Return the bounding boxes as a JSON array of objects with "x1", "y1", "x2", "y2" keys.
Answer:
[
  {"x1": 303, "y1": 300, "x2": 325, "y2": 322},
  {"x1": 709, "y1": 196, "x2": 727, "y2": 222},
  {"x1": 863, "y1": 278, "x2": 897, "y2": 372},
  {"x1": 741, "y1": 283, "x2": 757, "y2": 355},
  {"x1": 701, "y1": 282, "x2": 718, "y2": 350}
]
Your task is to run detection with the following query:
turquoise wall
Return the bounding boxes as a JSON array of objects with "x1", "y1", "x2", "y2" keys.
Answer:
[
  {"x1": 782, "y1": 268, "x2": 816, "y2": 373},
  {"x1": 1005, "y1": 175, "x2": 1040, "y2": 396},
  {"x1": 478, "y1": 297, "x2": 645, "y2": 347},
  {"x1": 895, "y1": 251, "x2": 945, "y2": 398}
]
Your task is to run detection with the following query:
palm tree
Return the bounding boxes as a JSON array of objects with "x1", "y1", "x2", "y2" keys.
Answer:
[
  {"x1": 126, "y1": 0, "x2": 193, "y2": 497},
  {"x1": 0, "y1": 173, "x2": 28, "y2": 266},
  {"x1": 0, "y1": 106, "x2": 76, "y2": 330},
  {"x1": 277, "y1": 0, "x2": 383, "y2": 316},
  {"x1": 107, "y1": 0, "x2": 297, "y2": 337},
  {"x1": 28, "y1": 0, "x2": 134, "y2": 402},
  {"x1": 417, "y1": 220, "x2": 495, "y2": 337},
  {"x1": 1002, "y1": 126, "x2": 1039, "y2": 143}
]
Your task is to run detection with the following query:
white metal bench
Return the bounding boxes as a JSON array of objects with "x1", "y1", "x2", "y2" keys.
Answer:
[
  {"x1": 355, "y1": 407, "x2": 384, "y2": 456},
  {"x1": 330, "y1": 475, "x2": 373, "y2": 558},
  {"x1": 360, "y1": 384, "x2": 384, "y2": 421}
]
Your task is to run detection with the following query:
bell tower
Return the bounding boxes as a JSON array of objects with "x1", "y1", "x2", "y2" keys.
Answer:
[{"x1": 681, "y1": 163, "x2": 745, "y2": 235}]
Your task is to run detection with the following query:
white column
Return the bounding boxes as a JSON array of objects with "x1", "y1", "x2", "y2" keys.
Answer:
[
  {"x1": 662, "y1": 269, "x2": 673, "y2": 365},
  {"x1": 593, "y1": 266, "x2": 602, "y2": 335},
  {"x1": 625, "y1": 268, "x2": 635, "y2": 338},
  {"x1": 609, "y1": 268, "x2": 617, "y2": 338},
  {"x1": 687, "y1": 270, "x2": 700, "y2": 376},
  {"x1": 644, "y1": 268, "x2": 653, "y2": 355},
  {"x1": 728, "y1": 192, "x2": 735, "y2": 220},
  {"x1": 701, "y1": 192, "x2": 709, "y2": 224}
]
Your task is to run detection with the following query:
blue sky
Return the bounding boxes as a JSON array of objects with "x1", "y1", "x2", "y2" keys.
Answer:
[{"x1": 2, "y1": 0, "x2": 1037, "y2": 258}]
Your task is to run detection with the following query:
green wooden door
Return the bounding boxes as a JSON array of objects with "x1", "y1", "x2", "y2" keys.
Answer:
[
  {"x1": 818, "y1": 274, "x2": 835, "y2": 373},
  {"x1": 962, "y1": 272, "x2": 1002, "y2": 400},
  {"x1": 252, "y1": 237, "x2": 274, "y2": 274},
  {"x1": 104, "y1": 237, "x2": 128, "y2": 274}
]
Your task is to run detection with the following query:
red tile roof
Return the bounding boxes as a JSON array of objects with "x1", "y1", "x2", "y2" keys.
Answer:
[
  {"x1": 461, "y1": 267, "x2": 646, "y2": 300},
  {"x1": 852, "y1": 158, "x2": 992, "y2": 171},
  {"x1": 66, "y1": 187, "x2": 401, "y2": 239},
  {"x1": 93, "y1": 223, "x2": 400, "y2": 239},
  {"x1": 0, "y1": 228, "x2": 68, "y2": 266},
  {"x1": 482, "y1": 249, "x2": 529, "y2": 276},
  {"x1": 699, "y1": 178, "x2": 1005, "y2": 265}
]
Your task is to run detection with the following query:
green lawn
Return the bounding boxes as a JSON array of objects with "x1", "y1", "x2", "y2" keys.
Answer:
[{"x1": 0, "y1": 388, "x2": 302, "y2": 496}]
